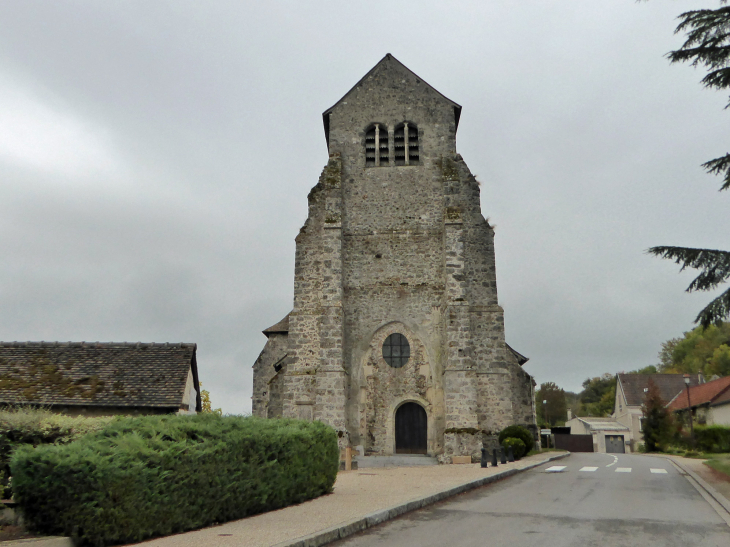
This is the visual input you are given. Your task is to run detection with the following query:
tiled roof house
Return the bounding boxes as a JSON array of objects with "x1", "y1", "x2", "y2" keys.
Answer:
[
  {"x1": 614, "y1": 373, "x2": 703, "y2": 450},
  {"x1": 667, "y1": 375, "x2": 730, "y2": 426},
  {"x1": 0, "y1": 342, "x2": 201, "y2": 415}
]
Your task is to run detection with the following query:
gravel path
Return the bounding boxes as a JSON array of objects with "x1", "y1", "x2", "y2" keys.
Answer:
[{"x1": 131, "y1": 452, "x2": 564, "y2": 547}]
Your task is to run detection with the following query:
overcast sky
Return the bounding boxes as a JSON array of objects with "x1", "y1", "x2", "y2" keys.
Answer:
[{"x1": 1, "y1": 1, "x2": 727, "y2": 413}]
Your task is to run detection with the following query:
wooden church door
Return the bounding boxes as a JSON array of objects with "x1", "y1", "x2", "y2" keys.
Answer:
[{"x1": 395, "y1": 402, "x2": 427, "y2": 454}]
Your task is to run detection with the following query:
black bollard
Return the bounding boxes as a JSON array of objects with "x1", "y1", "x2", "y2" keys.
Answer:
[
  {"x1": 480, "y1": 448, "x2": 488, "y2": 468},
  {"x1": 491, "y1": 448, "x2": 498, "y2": 467},
  {"x1": 500, "y1": 447, "x2": 507, "y2": 464},
  {"x1": 507, "y1": 446, "x2": 515, "y2": 462}
]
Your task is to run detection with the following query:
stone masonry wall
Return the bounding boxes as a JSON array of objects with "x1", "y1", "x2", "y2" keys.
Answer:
[
  {"x1": 252, "y1": 55, "x2": 536, "y2": 460},
  {"x1": 251, "y1": 332, "x2": 287, "y2": 418}
]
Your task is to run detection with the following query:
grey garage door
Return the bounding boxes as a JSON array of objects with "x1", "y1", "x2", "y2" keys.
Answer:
[{"x1": 605, "y1": 435, "x2": 625, "y2": 453}]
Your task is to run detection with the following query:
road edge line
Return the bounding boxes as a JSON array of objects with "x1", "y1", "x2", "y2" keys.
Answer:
[{"x1": 273, "y1": 452, "x2": 571, "y2": 547}]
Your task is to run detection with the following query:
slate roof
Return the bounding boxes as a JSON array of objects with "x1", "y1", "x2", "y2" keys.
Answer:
[
  {"x1": 617, "y1": 373, "x2": 702, "y2": 407},
  {"x1": 506, "y1": 344, "x2": 529, "y2": 366},
  {"x1": 667, "y1": 376, "x2": 730, "y2": 411},
  {"x1": 0, "y1": 342, "x2": 198, "y2": 410},
  {"x1": 574, "y1": 417, "x2": 629, "y2": 432},
  {"x1": 263, "y1": 313, "x2": 291, "y2": 337}
]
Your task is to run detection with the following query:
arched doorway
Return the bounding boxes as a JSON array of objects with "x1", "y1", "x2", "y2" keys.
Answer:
[{"x1": 395, "y1": 402, "x2": 427, "y2": 454}]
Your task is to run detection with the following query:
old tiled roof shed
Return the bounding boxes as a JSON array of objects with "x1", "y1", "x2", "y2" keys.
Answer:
[
  {"x1": 667, "y1": 376, "x2": 730, "y2": 411},
  {"x1": 0, "y1": 342, "x2": 200, "y2": 414},
  {"x1": 617, "y1": 373, "x2": 702, "y2": 407}
]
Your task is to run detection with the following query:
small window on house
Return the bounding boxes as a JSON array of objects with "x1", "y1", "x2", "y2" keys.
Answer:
[
  {"x1": 365, "y1": 123, "x2": 389, "y2": 167},
  {"x1": 382, "y1": 333, "x2": 410, "y2": 368}
]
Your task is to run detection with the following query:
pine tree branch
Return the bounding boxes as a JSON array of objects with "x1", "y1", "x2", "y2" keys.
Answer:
[
  {"x1": 696, "y1": 287, "x2": 730, "y2": 327},
  {"x1": 702, "y1": 153, "x2": 730, "y2": 190},
  {"x1": 648, "y1": 246, "x2": 730, "y2": 280},
  {"x1": 648, "y1": 246, "x2": 730, "y2": 326}
]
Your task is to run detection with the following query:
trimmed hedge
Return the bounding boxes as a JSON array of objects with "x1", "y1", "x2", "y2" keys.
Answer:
[
  {"x1": 692, "y1": 425, "x2": 730, "y2": 453},
  {"x1": 501, "y1": 437, "x2": 526, "y2": 459},
  {"x1": 11, "y1": 414, "x2": 339, "y2": 546},
  {"x1": 498, "y1": 425, "x2": 534, "y2": 454},
  {"x1": 0, "y1": 408, "x2": 112, "y2": 498}
]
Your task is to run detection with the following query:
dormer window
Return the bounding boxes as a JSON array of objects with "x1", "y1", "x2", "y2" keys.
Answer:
[
  {"x1": 365, "y1": 124, "x2": 389, "y2": 167},
  {"x1": 394, "y1": 122, "x2": 419, "y2": 166}
]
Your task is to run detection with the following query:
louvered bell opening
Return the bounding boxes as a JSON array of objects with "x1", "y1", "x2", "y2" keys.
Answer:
[
  {"x1": 409, "y1": 143, "x2": 420, "y2": 165},
  {"x1": 379, "y1": 134, "x2": 389, "y2": 166},
  {"x1": 365, "y1": 128, "x2": 377, "y2": 167},
  {"x1": 394, "y1": 126, "x2": 405, "y2": 165}
]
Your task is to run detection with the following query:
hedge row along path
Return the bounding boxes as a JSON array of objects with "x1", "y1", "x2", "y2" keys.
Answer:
[{"x1": 131, "y1": 451, "x2": 569, "y2": 547}]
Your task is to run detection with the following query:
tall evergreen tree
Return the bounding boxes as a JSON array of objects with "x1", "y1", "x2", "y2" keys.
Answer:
[
  {"x1": 648, "y1": 2, "x2": 730, "y2": 327},
  {"x1": 641, "y1": 379, "x2": 674, "y2": 452}
]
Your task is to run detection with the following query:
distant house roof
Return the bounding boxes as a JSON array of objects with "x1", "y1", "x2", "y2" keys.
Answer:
[
  {"x1": 506, "y1": 343, "x2": 529, "y2": 366},
  {"x1": 0, "y1": 342, "x2": 199, "y2": 411},
  {"x1": 667, "y1": 376, "x2": 730, "y2": 411},
  {"x1": 263, "y1": 313, "x2": 291, "y2": 337},
  {"x1": 617, "y1": 373, "x2": 702, "y2": 407},
  {"x1": 574, "y1": 417, "x2": 629, "y2": 432}
]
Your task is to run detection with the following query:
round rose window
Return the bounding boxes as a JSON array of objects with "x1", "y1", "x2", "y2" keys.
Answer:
[{"x1": 382, "y1": 333, "x2": 410, "y2": 368}]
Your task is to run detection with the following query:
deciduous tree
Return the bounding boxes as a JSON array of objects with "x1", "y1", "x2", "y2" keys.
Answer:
[
  {"x1": 578, "y1": 374, "x2": 616, "y2": 417},
  {"x1": 657, "y1": 322, "x2": 730, "y2": 376},
  {"x1": 536, "y1": 382, "x2": 567, "y2": 426}
]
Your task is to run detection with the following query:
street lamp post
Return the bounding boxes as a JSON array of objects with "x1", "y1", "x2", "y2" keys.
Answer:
[
  {"x1": 542, "y1": 399, "x2": 549, "y2": 448},
  {"x1": 683, "y1": 374, "x2": 695, "y2": 449}
]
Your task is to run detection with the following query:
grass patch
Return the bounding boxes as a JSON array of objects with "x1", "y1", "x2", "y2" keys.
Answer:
[{"x1": 705, "y1": 454, "x2": 730, "y2": 480}]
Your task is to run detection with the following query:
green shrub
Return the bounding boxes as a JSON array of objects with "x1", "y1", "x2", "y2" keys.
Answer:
[
  {"x1": 501, "y1": 437, "x2": 526, "y2": 459},
  {"x1": 0, "y1": 407, "x2": 112, "y2": 498},
  {"x1": 692, "y1": 425, "x2": 730, "y2": 453},
  {"x1": 11, "y1": 414, "x2": 339, "y2": 546},
  {"x1": 498, "y1": 425, "x2": 534, "y2": 453}
]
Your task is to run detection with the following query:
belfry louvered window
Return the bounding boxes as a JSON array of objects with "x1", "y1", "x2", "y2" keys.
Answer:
[
  {"x1": 365, "y1": 124, "x2": 389, "y2": 167},
  {"x1": 394, "y1": 123, "x2": 419, "y2": 166}
]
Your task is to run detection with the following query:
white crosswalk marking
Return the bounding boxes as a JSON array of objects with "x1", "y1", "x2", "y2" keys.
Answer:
[
  {"x1": 579, "y1": 466, "x2": 598, "y2": 472},
  {"x1": 615, "y1": 467, "x2": 632, "y2": 473},
  {"x1": 650, "y1": 468, "x2": 668, "y2": 474},
  {"x1": 545, "y1": 465, "x2": 567, "y2": 473}
]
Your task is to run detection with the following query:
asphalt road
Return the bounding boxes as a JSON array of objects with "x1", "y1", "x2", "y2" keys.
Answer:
[{"x1": 331, "y1": 453, "x2": 730, "y2": 547}]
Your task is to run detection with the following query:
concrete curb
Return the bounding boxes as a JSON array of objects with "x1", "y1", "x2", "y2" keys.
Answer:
[
  {"x1": 0, "y1": 537, "x2": 72, "y2": 547},
  {"x1": 272, "y1": 452, "x2": 570, "y2": 547}
]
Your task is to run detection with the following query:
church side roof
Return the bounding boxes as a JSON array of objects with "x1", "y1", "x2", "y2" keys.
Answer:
[
  {"x1": 263, "y1": 313, "x2": 291, "y2": 337},
  {"x1": 506, "y1": 343, "x2": 529, "y2": 366},
  {"x1": 0, "y1": 342, "x2": 198, "y2": 410},
  {"x1": 321, "y1": 53, "x2": 462, "y2": 146}
]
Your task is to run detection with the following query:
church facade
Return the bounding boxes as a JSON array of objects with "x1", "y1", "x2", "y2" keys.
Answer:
[{"x1": 252, "y1": 54, "x2": 536, "y2": 462}]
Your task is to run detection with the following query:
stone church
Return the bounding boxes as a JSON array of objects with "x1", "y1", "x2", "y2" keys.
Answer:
[{"x1": 252, "y1": 54, "x2": 536, "y2": 462}]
